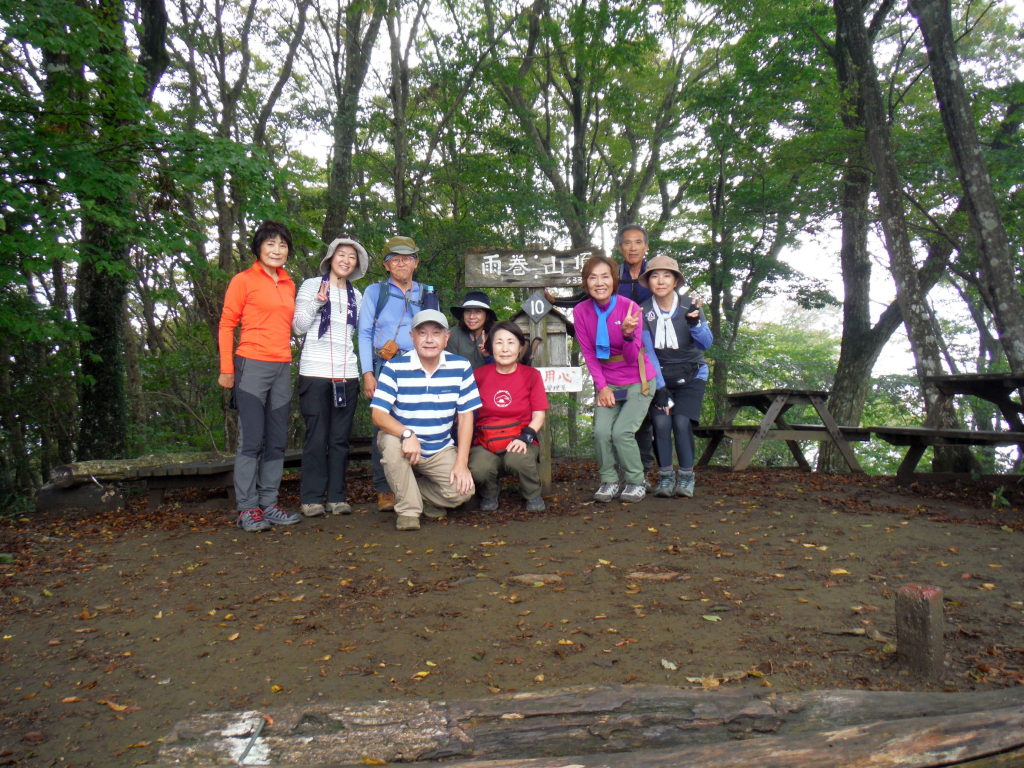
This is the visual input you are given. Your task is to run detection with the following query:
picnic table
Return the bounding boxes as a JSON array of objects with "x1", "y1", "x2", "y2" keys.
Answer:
[
  {"x1": 694, "y1": 388, "x2": 869, "y2": 473},
  {"x1": 871, "y1": 373, "x2": 1024, "y2": 483}
]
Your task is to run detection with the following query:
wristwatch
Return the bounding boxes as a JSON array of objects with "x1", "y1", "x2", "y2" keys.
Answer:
[{"x1": 401, "y1": 428, "x2": 415, "y2": 441}]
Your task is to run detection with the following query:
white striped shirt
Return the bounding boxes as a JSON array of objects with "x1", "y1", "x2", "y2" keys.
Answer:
[
  {"x1": 292, "y1": 277, "x2": 362, "y2": 378},
  {"x1": 370, "y1": 350, "x2": 482, "y2": 456}
]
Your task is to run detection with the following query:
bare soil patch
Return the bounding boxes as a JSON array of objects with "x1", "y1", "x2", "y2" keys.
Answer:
[{"x1": 2, "y1": 460, "x2": 1024, "y2": 766}]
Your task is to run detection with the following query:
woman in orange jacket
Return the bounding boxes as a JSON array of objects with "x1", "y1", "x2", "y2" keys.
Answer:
[{"x1": 218, "y1": 220, "x2": 300, "y2": 532}]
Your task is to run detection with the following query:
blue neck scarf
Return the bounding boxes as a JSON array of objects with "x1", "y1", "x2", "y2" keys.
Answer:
[
  {"x1": 594, "y1": 295, "x2": 618, "y2": 360},
  {"x1": 318, "y1": 280, "x2": 358, "y2": 339}
]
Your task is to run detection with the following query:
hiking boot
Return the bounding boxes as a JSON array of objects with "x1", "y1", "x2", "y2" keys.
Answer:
[
  {"x1": 326, "y1": 501, "x2": 352, "y2": 515},
  {"x1": 594, "y1": 482, "x2": 621, "y2": 503},
  {"x1": 301, "y1": 503, "x2": 325, "y2": 518},
  {"x1": 237, "y1": 508, "x2": 271, "y2": 533},
  {"x1": 654, "y1": 470, "x2": 676, "y2": 498},
  {"x1": 396, "y1": 514, "x2": 420, "y2": 531},
  {"x1": 378, "y1": 492, "x2": 396, "y2": 512},
  {"x1": 263, "y1": 504, "x2": 302, "y2": 525},
  {"x1": 422, "y1": 502, "x2": 447, "y2": 520},
  {"x1": 620, "y1": 483, "x2": 646, "y2": 503},
  {"x1": 525, "y1": 496, "x2": 546, "y2": 512},
  {"x1": 675, "y1": 471, "x2": 695, "y2": 498},
  {"x1": 480, "y1": 496, "x2": 499, "y2": 513}
]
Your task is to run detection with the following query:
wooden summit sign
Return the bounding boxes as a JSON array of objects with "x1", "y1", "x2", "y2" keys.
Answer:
[{"x1": 464, "y1": 246, "x2": 603, "y2": 288}]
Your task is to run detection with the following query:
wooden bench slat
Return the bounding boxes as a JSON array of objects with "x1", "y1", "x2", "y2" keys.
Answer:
[{"x1": 868, "y1": 426, "x2": 1024, "y2": 447}]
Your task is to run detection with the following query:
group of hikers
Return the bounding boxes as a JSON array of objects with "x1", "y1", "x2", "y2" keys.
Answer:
[{"x1": 218, "y1": 220, "x2": 712, "y2": 533}]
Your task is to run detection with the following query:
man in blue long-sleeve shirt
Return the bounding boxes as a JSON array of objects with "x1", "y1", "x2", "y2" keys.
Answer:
[{"x1": 358, "y1": 236, "x2": 425, "y2": 511}]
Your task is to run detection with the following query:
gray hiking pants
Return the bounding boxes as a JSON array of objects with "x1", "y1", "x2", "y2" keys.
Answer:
[{"x1": 234, "y1": 355, "x2": 291, "y2": 511}]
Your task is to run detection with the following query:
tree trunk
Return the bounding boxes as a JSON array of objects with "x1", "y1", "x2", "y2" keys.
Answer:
[
  {"x1": 908, "y1": 0, "x2": 1024, "y2": 373},
  {"x1": 75, "y1": 0, "x2": 169, "y2": 461},
  {"x1": 76, "y1": 219, "x2": 131, "y2": 460},
  {"x1": 321, "y1": 2, "x2": 386, "y2": 241},
  {"x1": 833, "y1": 0, "x2": 972, "y2": 473}
]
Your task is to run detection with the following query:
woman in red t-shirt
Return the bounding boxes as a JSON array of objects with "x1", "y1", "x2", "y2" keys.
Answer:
[{"x1": 469, "y1": 321, "x2": 549, "y2": 513}]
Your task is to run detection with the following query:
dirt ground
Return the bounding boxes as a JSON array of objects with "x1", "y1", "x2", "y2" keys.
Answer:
[{"x1": 3, "y1": 459, "x2": 1024, "y2": 767}]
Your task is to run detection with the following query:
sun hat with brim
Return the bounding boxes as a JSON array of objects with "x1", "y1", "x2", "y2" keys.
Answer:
[
  {"x1": 638, "y1": 255, "x2": 684, "y2": 289},
  {"x1": 383, "y1": 235, "x2": 420, "y2": 260},
  {"x1": 321, "y1": 236, "x2": 368, "y2": 281},
  {"x1": 411, "y1": 309, "x2": 449, "y2": 331},
  {"x1": 451, "y1": 290, "x2": 498, "y2": 323}
]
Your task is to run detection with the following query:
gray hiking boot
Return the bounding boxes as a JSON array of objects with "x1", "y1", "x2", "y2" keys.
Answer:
[
  {"x1": 396, "y1": 514, "x2": 420, "y2": 531},
  {"x1": 594, "y1": 482, "x2": 621, "y2": 502},
  {"x1": 525, "y1": 496, "x2": 546, "y2": 512},
  {"x1": 620, "y1": 483, "x2": 646, "y2": 503},
  {"x1": 237, "y1": 508, "x2": 271, "y2": 533},
  {"x1": 480, "y1": 496, "x2": 499, "y2": 513},
  {"x1": 262, "y1": 504, "x2": 302, "y2": 525},
  {"x1": 301, "y1": 503, "x2": 325, "y2": 518},
  {"x1": 422, "y1": 502, "x2": 447, "y2": 520},
  {"x1": 326, "y1": 501, "x2": 352, "y2": 515},
  {"x1": 675, "y1": 471, "x2": 695, "y2": 498},
  {"x1": 654, "y1": 470, "x2": 676, "y2": 498}
]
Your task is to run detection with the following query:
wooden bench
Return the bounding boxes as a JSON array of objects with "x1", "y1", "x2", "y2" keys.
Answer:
[
  {"x1": 868, "y1": 426, "x2": 1024, "y2": 484},
  {"x1": 695, "y1": 424, "x2": 872, "y2": 471},
  {"x1": 140, "y1": 439, "x2": 372, "y2": 507},
  {"x1": 695, "y1": 388, "x2": 868, "y2": 472}
]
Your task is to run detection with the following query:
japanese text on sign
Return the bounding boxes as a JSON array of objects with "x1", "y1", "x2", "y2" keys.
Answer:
[
  {"x1": 536, "y1": 367, "x2": 583, "y2": 393},
  {"x1": 466, "y1": 248, "x2": 603, "y2": 288}
]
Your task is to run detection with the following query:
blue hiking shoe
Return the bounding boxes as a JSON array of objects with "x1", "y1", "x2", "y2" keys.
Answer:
[
  {"x1": 237, "y1": 508, "x2": 271, "y2": 532},
  {"x1": 262, "y1": 504, "x2": 302, "y2": 525},
  {"x1": 675, "y1": 471, "x2": 695, "y2": 498},
  {"x1": 654, "y1": 470, "x2": 676, "y2": 498}
]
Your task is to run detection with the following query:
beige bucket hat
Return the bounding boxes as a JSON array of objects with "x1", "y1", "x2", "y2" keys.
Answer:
[
  {"x1": 638, "y1": 255, "x2": 684, "y2": 289},
  {"x1": 320, "y1": 236, "x2": 369, "y2": 281}
]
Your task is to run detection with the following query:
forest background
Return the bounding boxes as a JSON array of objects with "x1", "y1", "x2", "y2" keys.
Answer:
[{"x1": 2, "y1": 0, "x2": 1023, "y2": 513}]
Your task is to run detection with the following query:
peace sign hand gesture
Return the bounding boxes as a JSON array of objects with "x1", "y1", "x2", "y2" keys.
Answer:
[{"x1": 620, "y1": 304, "x2": 640, "y2": 337}]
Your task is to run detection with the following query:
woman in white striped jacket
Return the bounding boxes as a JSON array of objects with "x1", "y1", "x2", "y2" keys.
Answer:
[{"x1": 292, "y1": 235, "x2": 367, "y2": 516}]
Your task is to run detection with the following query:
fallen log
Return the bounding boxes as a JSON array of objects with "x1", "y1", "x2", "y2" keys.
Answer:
[
  {"x1": 49, "y1": 452, "x2": 231, "y2": 488},
  {"x1": 158, "y1": 684, "x2": 1024, "y2": 766},
  {"x1": 420, "y1": 704, "x2": 1024, "y2": 767}
]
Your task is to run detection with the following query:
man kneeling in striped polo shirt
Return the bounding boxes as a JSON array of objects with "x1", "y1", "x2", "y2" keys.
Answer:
[{"x1": 370, "y1": 309, "x2": 482, "y2": 530}]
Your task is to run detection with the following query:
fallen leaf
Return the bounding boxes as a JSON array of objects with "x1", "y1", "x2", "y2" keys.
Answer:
[
  {"x1": 830, "y1": 568, "x2": 850, "y2": 575},
  {"x1": 62, "y1": 697, "x2": 84, "y2": 704},
  {"x1": 291, "y1": 594, "x2": 305, "y2": 602},
  {"x1": 412, "y1": 671, "x2": 430, "y2": 679},
  {"x1": 271, "y1": 685, "x2": 282, "y2": 693},
  {"x1": 362, "y1": 758, "x2": 387, "y2": 766},
  {"x1": 661, "y1": 659, "x2": 678, "y2": 671},
  {"x1": 97, "y1": 700, "x2": 128, "y2": 712},
  {"x1": 534, "y1": 674, "x2": 545, "y2": 682},
  {"x1": 79, "y1": 609, "x2": 97, "y2": 620},
  {"x1": 154, "y1": 611, "x2": 162, "y2": 619},
  {"x1": 127, "y1": 741, "x2": 151, "y2": 748},
  {"x1": 228, "y1": 633, "x2": 240, "y2": 641},
  {"x1": 702, "y1": 615, "x2": 721, "y2": 622}
]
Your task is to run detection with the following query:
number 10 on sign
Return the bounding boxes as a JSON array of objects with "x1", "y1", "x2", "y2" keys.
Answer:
[{"x1": 522, "y1": 290, "x2": 552, "y2": 323}]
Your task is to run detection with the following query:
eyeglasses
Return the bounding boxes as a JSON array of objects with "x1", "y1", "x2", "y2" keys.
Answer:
[{"x1": 387, "y1": 254, "x2": 417, "y2": 264}]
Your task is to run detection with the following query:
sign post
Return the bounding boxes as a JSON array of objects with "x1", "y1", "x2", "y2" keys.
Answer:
[{"x1": 468, "y1": 246, "x2": 602, "y2": 499}]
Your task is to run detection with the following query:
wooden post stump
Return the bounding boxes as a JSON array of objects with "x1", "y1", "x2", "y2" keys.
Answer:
[{"x1": 896, "y1": 583, "x2": 945, "y2": 680}]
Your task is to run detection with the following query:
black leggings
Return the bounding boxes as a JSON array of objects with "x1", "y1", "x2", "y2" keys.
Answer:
[{"x1": 652, "y1": 381, "x2": 705, "y2": 471}]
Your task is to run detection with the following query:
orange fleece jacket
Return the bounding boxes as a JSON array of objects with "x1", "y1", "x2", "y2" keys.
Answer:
[{"x1": 219, "y1": 262, "x2": 296, "y2": 373}]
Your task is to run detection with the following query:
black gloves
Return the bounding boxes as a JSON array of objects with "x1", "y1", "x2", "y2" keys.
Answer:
[
  {"x1": 519, "y1": 426, "x2": 538, "y2": 445},
  {"x1": 652, "y1": 388, "x2": 669, "y2": 408},
  {"x1": 686, "y1": 302, "x2": 700, "y2": 326}
]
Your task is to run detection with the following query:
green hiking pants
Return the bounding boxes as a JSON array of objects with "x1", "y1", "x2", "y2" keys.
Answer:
[{"x1": 593, "y1": 378, "x2": 656, "y2": 485}]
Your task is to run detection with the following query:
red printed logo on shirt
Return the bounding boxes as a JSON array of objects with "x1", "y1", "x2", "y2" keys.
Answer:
[{"x1": 493, "y1": 390, "x2": 512, "y2": 408}]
